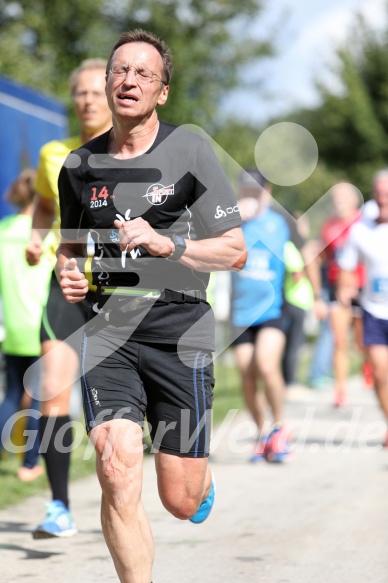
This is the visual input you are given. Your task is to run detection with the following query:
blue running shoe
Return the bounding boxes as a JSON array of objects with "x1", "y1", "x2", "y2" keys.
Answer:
[
  {"x1": 189, "y1": 476, "x2": 216, "y2": 524},
  {"x1": 32, "y1": 500, "x2": 77, "y2": 539},
  {"x1": 265, "y1": 425, "x2": 292, "y2": 463},
  {"x1": 249, "y1": 435, "x2": 268, "y2": 463}
]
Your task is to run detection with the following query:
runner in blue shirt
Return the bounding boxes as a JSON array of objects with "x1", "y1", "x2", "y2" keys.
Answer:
[{"x1": 231, "y1": 168, "x2": 291, "y2": 463}]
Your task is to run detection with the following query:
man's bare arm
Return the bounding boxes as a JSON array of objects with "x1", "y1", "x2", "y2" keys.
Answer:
[
  {"x1": 114, "y1": 219, "x2": 247, "y2": 272},
  {"x1": 26, "y1": 196, "x2": 56, "y2": 265},
  {"x1": 179, "y1": 228, "x2": 247, "y2": 271}
]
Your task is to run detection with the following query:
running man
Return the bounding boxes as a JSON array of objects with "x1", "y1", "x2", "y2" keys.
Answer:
[
  {"x1": 55, "y1": 30, "x2": 246, "y2": 583},
  {"x1": 231, "y1": 168, "x2": 291, "y2": 463},
  {"x1": 320, "y1": 182, "x2": 367, "y2": 406},
  {"x1": 26, "y1": 59, "x2": 112, "y2": 538},
  {"x1": 338, "y1": 169, "x2": 388, "y2": 446}
]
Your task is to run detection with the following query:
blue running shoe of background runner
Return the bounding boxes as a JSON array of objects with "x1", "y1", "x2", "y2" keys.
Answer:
[
  {"x1": 265, "y1": 425, "x2": 292, "y2": 463},
  {"x1": 32, "y1": 499, "x2": 77, "y2": 539}
]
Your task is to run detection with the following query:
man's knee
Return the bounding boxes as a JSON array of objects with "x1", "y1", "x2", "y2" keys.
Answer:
[
  {"x1": 92, "y1": 422, "x2": 144, "y2": 504},
  {"x1": 156, "y1": 452, "x2": 208, "y2": 520},
  {"x1": 97, "y1": 453, "x2": 143, "y2": 510},
  {"x1": 333, "y1": 336, "x2": 347, "y2": 350},
  {"x1": 100, "y1": 456, "x2": 140, "y2": 488},
  {"x1": 258, "y1": 361, "x2": 281, "y2": 379},
  {"x1": 159, "y1": 486, "x2": 201, "y2": 520}
]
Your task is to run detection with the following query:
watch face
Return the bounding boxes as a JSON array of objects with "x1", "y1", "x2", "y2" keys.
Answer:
[
  {"x1": 167, "y1": 233, "x2": 186, "y2": 261},
  {"x1": 174, "y1": 234, "x2": 185, "y2": 247}
]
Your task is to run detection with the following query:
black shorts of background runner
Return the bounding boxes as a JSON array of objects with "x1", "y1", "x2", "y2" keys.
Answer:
[
  {"x1": 363, "y1": 308, "x2": 388, "y2": 346},
  {"x1": 40, "y1": 271, "x2": 94, "y2": 352},
  {"x1": 328, "y1": 284, "x2": 362, "y2": 316},
  {"x1": 231, "y1": 315, "x2": 288, "y2": 346},
  {"x1": 81, "y1": 320, "x2": 214, "y2": 458}
]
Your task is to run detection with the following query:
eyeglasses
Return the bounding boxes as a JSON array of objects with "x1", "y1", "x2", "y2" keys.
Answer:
[{"x1": 109, "y1": 65, "x2": 166, "y2": 85}]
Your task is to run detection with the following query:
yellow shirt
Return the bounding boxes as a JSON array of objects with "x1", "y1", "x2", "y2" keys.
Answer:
[
  {"x1": 35, "y1": 136, "x2": 95, "y2": 290},
  {"x1": 35, "y1": 136, "x2": 82, "y2": 266}
]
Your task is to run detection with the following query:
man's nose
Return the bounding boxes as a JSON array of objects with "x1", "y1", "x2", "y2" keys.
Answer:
[{"x1": 122, "y1": 67, "x2": 137, "y2": 84}]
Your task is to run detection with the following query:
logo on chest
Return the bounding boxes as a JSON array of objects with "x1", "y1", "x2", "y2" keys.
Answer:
[{"x1": 143, "y1": 183, "x2": 175, "y2": 205}]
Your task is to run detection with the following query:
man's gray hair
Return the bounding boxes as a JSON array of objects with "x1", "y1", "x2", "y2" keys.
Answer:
[{"x1": 372, "y1": 168, "x2": 388, "y2": 187}]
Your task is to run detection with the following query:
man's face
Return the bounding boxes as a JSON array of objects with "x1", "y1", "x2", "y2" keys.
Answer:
[
  {"x1": 73, "y1": 68, "x2": 112, "y2": 134},
  {"x1": 105, "y1": 42, "x2": 169, "y2": 121},
  {"x1": 237, "y1": 185, "x2": 271, "y2": 220},
  {"x1": 330, "y1": 183, "x2": 359, "y2": 219},
  {"x1": 238, "y1": 185, "x2": 271, "y2": 205},
  {"x1": 374, "y1": 177, "x2": 388, "y2": 222}
]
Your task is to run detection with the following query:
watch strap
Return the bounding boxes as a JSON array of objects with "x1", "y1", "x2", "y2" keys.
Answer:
[{"x1": 166, "y1": 233, "x2": 186, "y2": 261}]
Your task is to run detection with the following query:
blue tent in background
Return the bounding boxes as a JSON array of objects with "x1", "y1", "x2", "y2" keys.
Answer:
[{"x1": 0, "y1": 75, "x2": 68, "y2": 218}]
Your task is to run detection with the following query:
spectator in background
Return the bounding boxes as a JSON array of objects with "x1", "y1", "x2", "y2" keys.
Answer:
[
  {"x1": 25, "y1": 59, "x2": 112, "y2": 538},
  {"x1": 0, "y1": 169, "x2": 52, "y2": 481}
]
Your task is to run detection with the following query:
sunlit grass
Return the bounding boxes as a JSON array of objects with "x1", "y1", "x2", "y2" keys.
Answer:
[{"x1": 0, "y1": 427, "x2": 95, "y2": 510}]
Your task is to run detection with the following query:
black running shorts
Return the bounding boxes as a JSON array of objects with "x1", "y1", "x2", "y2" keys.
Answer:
[
  {"x1": 231, "y1": 315, "x2": 288, "y2": 346},
  {"x1": 328, "y1": 284, "x2": 362, "y2": 317},
  {"x1": 81, "y1": 317, "x2": 214, "y2": 458},
  {"x1": 40, "y1": 272, "x2": 94, "y2": 352}
]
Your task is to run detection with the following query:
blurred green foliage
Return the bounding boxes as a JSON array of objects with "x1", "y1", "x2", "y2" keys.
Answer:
[
  {"x1": 0, "y1": 0, "x2": 270, "y2": 133},
  {"x1": 1, "y1": 2, "x2": 388, "y2": 211},
  {"x1": 289, "y1": 11, "x2": 388, "y2": 202}
]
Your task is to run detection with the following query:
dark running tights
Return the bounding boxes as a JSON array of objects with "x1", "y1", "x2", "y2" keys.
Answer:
[{"x1": 39, "y1": 415, "x2": 73, "y2": 508}]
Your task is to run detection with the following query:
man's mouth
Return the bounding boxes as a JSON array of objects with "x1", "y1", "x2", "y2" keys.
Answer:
[{"x1": 118, "y1": 94, "x2": 138, "y2": 102}]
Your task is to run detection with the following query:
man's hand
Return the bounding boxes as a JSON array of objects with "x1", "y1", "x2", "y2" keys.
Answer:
[
  {"x1": 313, "y1": 297, "x2": 328, "y2": 320},
  {"x1": 113, "y1": 218, "x2": 173, "y2": 258},
  {"x1": 26, "y1": 240, "x2": 44, "y2": 266},
  {"x1": 60, "y1": 258, "x2": 89, "y2": 303}
]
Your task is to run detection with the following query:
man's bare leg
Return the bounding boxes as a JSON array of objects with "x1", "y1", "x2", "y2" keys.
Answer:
[
  {"x1": 233, "y1": 343, "x2": 266, "y2": 431},
  {"x1": 155, "y1": 452, "x2": 210, "y2": 519},
  {"x1": 255, "y1": 328, "x2": 286, "y2": 425},
  {"x1": 90, "y1": 419, "x2": 154, "y2": 583},
  {"x1": 330, "y1": 304, "x2": 352, "y2": 403}
]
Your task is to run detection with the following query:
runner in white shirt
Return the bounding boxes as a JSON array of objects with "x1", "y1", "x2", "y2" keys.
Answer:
[{"x1": 338, "y1": 169, "x2": 388, "y2": 446}]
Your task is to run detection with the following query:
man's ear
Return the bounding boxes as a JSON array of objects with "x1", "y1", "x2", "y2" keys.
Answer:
[{"x1": 157, "y1": 84, "x2": 169, "y2": 106}]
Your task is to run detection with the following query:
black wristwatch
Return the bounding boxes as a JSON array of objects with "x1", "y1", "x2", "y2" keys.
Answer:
[{"x1": 166, "y1": 233, "x2": 186, "y2": 261}]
